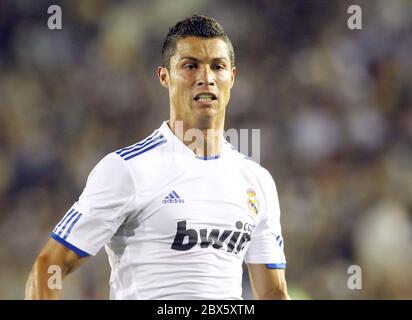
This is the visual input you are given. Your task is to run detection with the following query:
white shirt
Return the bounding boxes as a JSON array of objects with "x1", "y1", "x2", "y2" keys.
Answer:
[{"x1": 51, "y1": 121, "x2": 286, "y2": 300}]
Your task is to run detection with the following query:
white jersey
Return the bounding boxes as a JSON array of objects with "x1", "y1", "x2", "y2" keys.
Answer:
[{"x1": 51, "y1": 121, "x2": 286, "y2": 300}]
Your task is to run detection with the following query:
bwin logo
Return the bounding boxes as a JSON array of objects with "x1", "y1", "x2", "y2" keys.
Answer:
[{"x1": 171, "y1": 220, "x2": 252, "y2": 254}]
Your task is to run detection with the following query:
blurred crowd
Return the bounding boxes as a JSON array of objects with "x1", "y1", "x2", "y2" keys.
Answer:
[{"x1": 0, "y1": 0, "x2": 411, "y2": 299}]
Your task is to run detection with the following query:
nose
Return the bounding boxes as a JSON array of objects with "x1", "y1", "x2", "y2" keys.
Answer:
[{"x1": 196, "y1": 65, "x2": 215, "y2": 87}]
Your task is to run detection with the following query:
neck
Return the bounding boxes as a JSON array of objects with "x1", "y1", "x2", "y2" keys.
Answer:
[{"x1": 168, "y1": 117, "x2": 225, "y2": 158}]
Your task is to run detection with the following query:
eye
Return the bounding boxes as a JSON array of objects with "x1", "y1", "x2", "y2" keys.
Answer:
[
  {"x1": 214, "y1": 65, "x2": 225, "y2": 71},
  {"x1": 184, "y1": 63, "x2": 197, "y2": 70}
]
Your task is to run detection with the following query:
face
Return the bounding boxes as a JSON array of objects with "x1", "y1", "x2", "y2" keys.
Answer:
[{"x1": 158, "y1": 36, "x2": 236, "y2": 128}]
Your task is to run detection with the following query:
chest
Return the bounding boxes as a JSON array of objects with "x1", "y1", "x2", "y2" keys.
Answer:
[{"x1": 134, "y1": 161, "x2": 265, "y2": 250}]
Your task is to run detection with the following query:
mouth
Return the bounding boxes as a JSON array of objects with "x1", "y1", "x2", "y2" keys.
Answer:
[{"x1": 193, "y1": 92, "x2": 217, "y2": 103}]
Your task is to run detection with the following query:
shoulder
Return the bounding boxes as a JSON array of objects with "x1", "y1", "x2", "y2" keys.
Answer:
[
  {"x1": 224, "y1": 140, "x2": 274, "y2": 184},
  {"x1": 98, "y1": 129, "x2": 170, "y2": 189},
  {"x1": 113, "y1": 129, "x2": 168, "y2": 162},
  {"x1": 85, "y1": 152, "x2": 134, "y2": 191},
  {"x1": 87, "y1": 131, "x2": 166, "y2": 187},
  {"x1": 81, "y1": 129, "x2": 169, "y2": 197}
]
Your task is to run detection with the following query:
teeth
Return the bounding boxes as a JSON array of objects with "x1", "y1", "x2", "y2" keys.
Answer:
[{"x1": 196, "y1": 94, "x2": 215, "y2": 100}]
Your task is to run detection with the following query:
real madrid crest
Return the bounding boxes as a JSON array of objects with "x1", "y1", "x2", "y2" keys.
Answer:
[{"x1": 246, "y1": 188, "x2": 259, "y2": 216}]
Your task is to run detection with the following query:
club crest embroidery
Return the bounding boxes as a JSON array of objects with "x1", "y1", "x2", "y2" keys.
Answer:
[{"x1": 246, "y1": 188, "x2": 259, "y2": 216}]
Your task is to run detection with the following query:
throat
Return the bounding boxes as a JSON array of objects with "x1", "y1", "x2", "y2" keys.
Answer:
[
  {"x1": 186, "y1": 128, "x2": 223, "y2": 158},
  {"x1": 168, "y1": 120, "x2": 224, "y2": 158}
]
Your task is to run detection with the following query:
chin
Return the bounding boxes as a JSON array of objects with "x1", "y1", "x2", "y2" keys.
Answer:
[{"x1": 195, "y1": 107, "x2": 218, "y2": 119}]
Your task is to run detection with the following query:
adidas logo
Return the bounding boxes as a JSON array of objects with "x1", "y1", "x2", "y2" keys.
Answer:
[{"x1": 162, "y1": 191, "x2": 185, "y2": 204}]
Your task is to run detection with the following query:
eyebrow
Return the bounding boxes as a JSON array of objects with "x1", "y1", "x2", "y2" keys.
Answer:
[{"x1": 179, "y1": 57, "x2": 229, "y2": 63}]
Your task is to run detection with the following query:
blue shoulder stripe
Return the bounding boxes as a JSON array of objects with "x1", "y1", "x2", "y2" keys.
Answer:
[
  {"x1": 119, "y1": 133, "x2": 164, "y2": 157},
  {"x1": 123, "y1": 138, "x2": 167, "y2": 160},
  {"x1": 116, "y1": 130, "x2": 159, "y2": 155}
]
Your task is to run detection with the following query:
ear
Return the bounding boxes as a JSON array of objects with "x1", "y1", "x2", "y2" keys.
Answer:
[
  {"x1": 230, "y1": 66, "x2": 236, "y2": 88},
  {"x1": 157, "y1": 66, "x2": 169, "y2": 88}
]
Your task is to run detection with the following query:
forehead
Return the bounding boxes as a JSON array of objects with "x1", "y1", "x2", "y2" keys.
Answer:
[{"x1": 172, "y1": 36, "x2": 230, "y2": 62}]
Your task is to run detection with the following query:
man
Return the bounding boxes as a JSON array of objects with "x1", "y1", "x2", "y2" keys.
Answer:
[{"x1": 25, "y1": 14, "x2": 289, "y2": 300}]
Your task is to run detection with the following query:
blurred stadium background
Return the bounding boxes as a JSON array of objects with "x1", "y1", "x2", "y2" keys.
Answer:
[{"x1": 0, "y1": 0, "x2": 411, "y2": 299}]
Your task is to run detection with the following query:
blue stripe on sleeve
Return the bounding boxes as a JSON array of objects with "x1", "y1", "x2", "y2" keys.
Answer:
[
  {"x1": 53, "y1": 208, "x2": 75, "y2": 233},
  {"x1": 50, "y1": 233, "x2": 90, "y2": 257},
  {"x1": 266, "y1": 263, "x2": 287, "y2": 269},
  {"x1": 56, "y1": 210, "x2": 78, "y2": 236},
  {"x1": 63, "y1": 213, "x2": 82, "y2": 239}
]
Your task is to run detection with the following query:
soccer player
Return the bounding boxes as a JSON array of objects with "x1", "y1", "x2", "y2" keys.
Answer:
[{"x1": 25, "y1": 15, "x2": 289, "y2": 300}]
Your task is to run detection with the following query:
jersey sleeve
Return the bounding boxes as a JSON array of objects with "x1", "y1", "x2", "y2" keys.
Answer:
[
  {"x1": 244, "y1": 170, "x2": 286, "y2": 268},
  {"x1": 50, "y1": 153, "x2": 137, "y2": 256}
]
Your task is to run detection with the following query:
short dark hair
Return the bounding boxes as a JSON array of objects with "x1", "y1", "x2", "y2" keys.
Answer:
[{"x1": 161, "y1": 14, "x2": 235, "y2": 69}]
